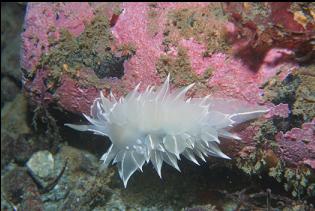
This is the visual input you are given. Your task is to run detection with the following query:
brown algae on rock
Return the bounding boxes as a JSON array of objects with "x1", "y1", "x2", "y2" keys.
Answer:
[
  {"x1": 264, "y1": 65, "x2": 315, "y2": 123},
  {"x1": 163, "y1": 3, "x2": 230, "y2": 56},
  {"x1": 236, "y1": 65, "x2": 315, "y2": 199},
  {"x1": 156, "y1": 46, "x2": 213, "y2": 96},
  {"x1": 269, "y1": 163, "x2": 315, "y2": 198},
  {"x1": 292, "y1": 65, "x2": 315, "y2": 122},
  {"x1": 38, "y1": 13, "x2": 134, "y2": 92}
]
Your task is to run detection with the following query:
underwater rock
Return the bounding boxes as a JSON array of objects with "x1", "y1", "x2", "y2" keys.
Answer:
[
  {"x1": 56, "y1": 145, "x2": 98, "y2": 175},
  {"x1": 21, "y1": 2, "x2": 296, "y2": 114},
  {"x1": 2, "y1": 167, "x2": 43, "y2": 210},
  {"x1": 1, "y1": 131, "x2": 39, "y2": 169},
  {"x1": 20, "y1": 2, "x2": 314, "y2": 199},
  {"x1": 1, "y1": 131, "x2": 15, "y2": 169},
  {"x1": 21, "y1": 3, "x2": 94, "y2": 72},
  {"x1": 1, "y1": 77, "x2": 20, "y2": 107},
  {"x1": 40, "y1": 145, "x2": 115, "y2": 210},
  {"x1": 1, "y1": 94, "x2": 52, "y2": 167},
  {"x1": 184, "y1": 204, "x2": 217, "y2": 211},
  {"x1": 276, "y1": 121, "x2": 315, "y2": 168},
  {"x1": 13, "y1": 134, "x2": 38, "y2": 164},
  {"x1": 1, "y1": 3, "x2": 25, "y2": 83},
  {"x1": 1, "y1": 94, "x2": 31, "y2": 137},
  {"x1": 27, "y1": 150, "x2": 55, "y2": 187}
]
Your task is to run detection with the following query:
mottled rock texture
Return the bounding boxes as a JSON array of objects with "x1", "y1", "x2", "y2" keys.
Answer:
[{"x1": 20, "y1": 2, "x2": 314, "y2": 200}]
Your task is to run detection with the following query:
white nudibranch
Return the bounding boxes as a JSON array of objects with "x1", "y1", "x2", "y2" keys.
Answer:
[{"x1": 65, "y1": 74, "x2": 268, "y2": 187}]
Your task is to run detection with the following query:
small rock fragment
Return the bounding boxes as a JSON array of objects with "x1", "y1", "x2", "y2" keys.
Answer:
[{"x1": 27, "y1": 150, "x2": 55, "y2": 187}]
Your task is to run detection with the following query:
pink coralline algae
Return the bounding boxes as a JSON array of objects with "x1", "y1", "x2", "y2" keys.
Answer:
[
  {"x1": 177, "y1": 39, "x2": 295, "y2": 104},
  {"x1": 21, "y1": 3, "x2": 94, "y2": 71},
  {"x1": 21, "y1": 3, "x2": 299, "y2": 112},
  {"x1": 275, "y1": 120, "x2": 315, "y2": 168},
  {"x1": 282, "y1": 121, "x2": 315, "y2": 143},
  {"x1": 21, "y1": 3, "x2": 314, "y2": 171},
  {"x1": 265, "y1": 103, "x2": 290, "y2": 118}
]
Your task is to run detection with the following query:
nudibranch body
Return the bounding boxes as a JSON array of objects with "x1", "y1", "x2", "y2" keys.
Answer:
[{"x1": 65, "y1": 75, "x2": 267, "y2": 187}]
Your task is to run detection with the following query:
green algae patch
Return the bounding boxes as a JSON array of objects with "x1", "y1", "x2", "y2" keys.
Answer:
[
  {"x1": 263, "y1": 65, "x2": 315, "y2": 127},
  {"x1": 237, "y1": 135, "x2": 315, "y2": 199},
  {"x1": 253, "y1": 120, "x2": 278, "y2": 145},
  {"x1": 236, "y1": 148, "x2": 267, "y2": 175},
  {"x1": 238, "y1": 3, "x2": 271, "y2": 32},
  {"x1": 236, "y1": 121, "x2": 279, "y2": 176},
  {"x1": 269, "y1": 162, "x2": 315, "y2": 198},
  {"x1": 38, "y1": 13, "x2": 133, "y2": 92},
  {"x1": 156, "y1": 46, "x2": 213, "y2": 94},
  {"x1": 116, "y1": 43, "x2": 137, "y2": 58},
  {"x1": 147, "y1": 3, "x2": 160, "y2": 37},
  {"x1": 292, "y1": 65, "x2": 315, "y2": 122},
  {"x1": 163, "y1": 3, "x2": 229, "y2": 56},
  {"x1": 157, "y1": 47, "x2": 193, "y2": 86},
  {"x1": 243, "y1": 64, "x2": 315, "y2": 199}
]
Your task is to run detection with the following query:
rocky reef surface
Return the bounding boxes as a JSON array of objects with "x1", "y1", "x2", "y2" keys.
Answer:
[{"x1": 1, "y1": 2, "x2": 314, "y2": 210}]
